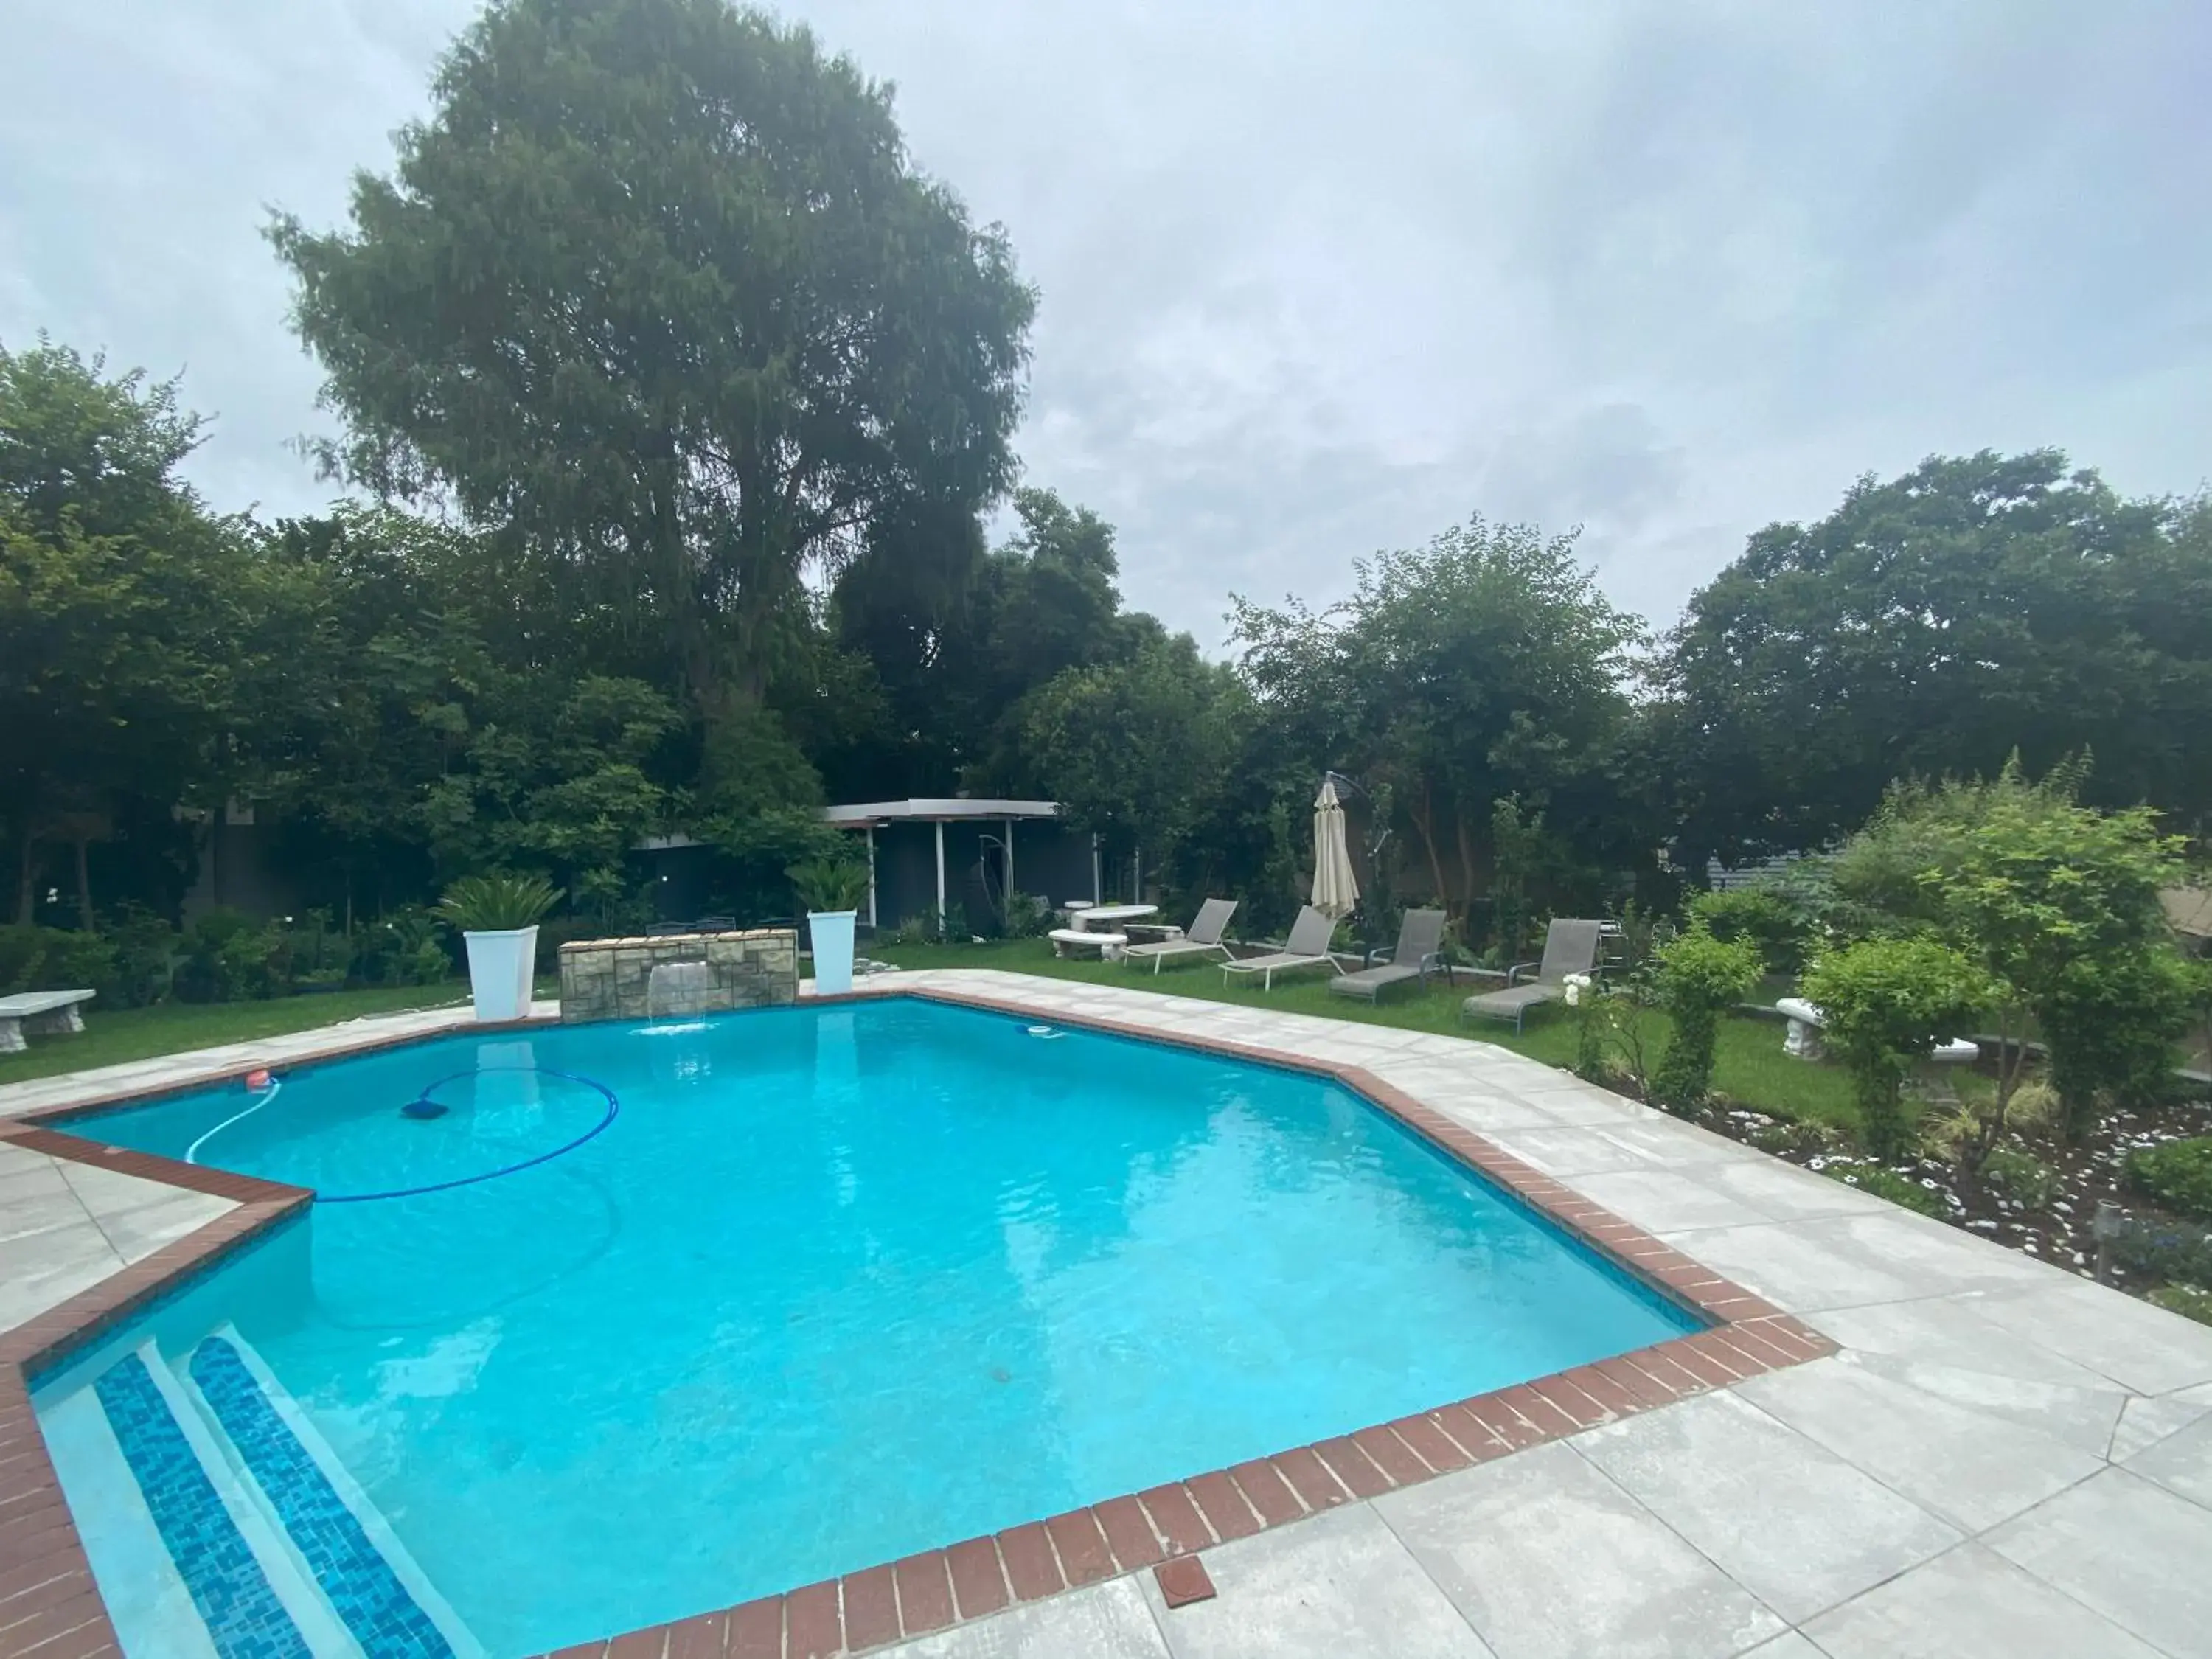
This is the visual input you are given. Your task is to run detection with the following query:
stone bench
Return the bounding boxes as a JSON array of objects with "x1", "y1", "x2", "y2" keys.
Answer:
[
  {"x1": 0, "y1": 989, "x2": 97, "y2": 1054},
  {"x1": 1775, "y1": 996, "x2": 1979, "y2": 1064},
  {"x1": 1048, "y1": 928, "x2": 1127, "y2": 960}
]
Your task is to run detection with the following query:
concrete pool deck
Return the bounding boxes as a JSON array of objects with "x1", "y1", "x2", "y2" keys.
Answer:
[{"x1": 5, "y1": 972, "x2": 2212, "y2": 1658}]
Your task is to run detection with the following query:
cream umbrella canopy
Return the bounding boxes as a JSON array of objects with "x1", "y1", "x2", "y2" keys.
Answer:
[{"x1": 1310, "y1": 778, "x2": 1360, "y2": 919}]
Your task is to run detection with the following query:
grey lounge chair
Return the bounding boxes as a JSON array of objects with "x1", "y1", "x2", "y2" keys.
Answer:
[
  {"x1": 1222, "y1": 905, "x2": 1340, "y2": 990},
  {"x1": 1121, "y1": 898, "x2": 1239, "y2": 973},
  {"x1": 1460, "y1": 918, "x2": 1601, "y2": 1033},
  {"x1": 1328, "y1": 908, "x2": 1450, "y2": 1002}
]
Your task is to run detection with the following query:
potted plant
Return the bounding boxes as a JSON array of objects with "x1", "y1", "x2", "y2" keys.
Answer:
[
  {"x1": 786, "y1": 856, "x2": 872, "y2": 995},
  {"x1": 434, "y1": 873, "x2": 562, "y2": 1022}
]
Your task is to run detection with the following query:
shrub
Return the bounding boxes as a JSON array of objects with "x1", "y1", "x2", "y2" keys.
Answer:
[
  {"x1": 174, "y1": 910, "x2": 265, "y2": 1003},
  {"x1": 1689, "y1": 888, "x2": 1809, "y2": 975},
  {"x1": 435, "y1": 872, "x2": 563, "y2": 932},
  {"x1": 2104, "y1": 1211, "x2": 2212, "y2": 1290},
  {"x1": 1819, "y1": 1160, "x2": 1946, "y2": 1218},
  {"x1": 2149, "y1": 1284, "x2": 2212, "y2": 1327},
  {"x1": 1800, "y1": 936, "x2": 1993, "y2": 1161},
  {"x1": 35, "y1": 929, "x2": 121, "y2": 1000},
  {"x1": 2126, "y1": 1138, "x2": 2212, "y2": 1225},
  {"x1": 0, "y1": 919, "x2": 175, "y2": 1007},
  {"x1": 1980, "y1": 1146, "x2": 2062, "y2": 1209},
  {"x1": 2042, "y1": 948, "x2": 2204, "y2": 1138},
  {"x1": 1003, "y1": 892, "x2": 1054, "y2": 939},
  {"x1": 98, "y1": 905, "x2": 177, "y2": 1006},
  {"x1": 1650, "y1": 926, "x2": 1763, "y2": 1110},
  {"x1": 351, "y1": 905, "x2": 452, "y2": 985},
  {"x1": 0, "y1": 925, "x2": 48, "y2": 992},
  {"x1": 785, "y1": 856, "x2": 870, "y2": 915}
]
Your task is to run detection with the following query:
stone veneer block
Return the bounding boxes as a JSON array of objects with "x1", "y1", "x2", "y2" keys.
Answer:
[{"x1": 557, "y1": 930, "x2": 799, "y2": 1022}]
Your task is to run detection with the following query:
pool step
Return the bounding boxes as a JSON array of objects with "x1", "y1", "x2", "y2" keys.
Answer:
[
  {"x1": 183, "y1": 1330, "x2": 476, "y2": 1659},
  {"x1": 45, "y1": 1336, "x2": 479, "y2": 1659},
  {"x1": 72, "y1": 1342, "x2": 354, "y2": 1657}
]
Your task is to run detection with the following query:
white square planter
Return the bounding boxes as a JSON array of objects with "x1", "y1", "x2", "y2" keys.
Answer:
[
  {"x1": 807, "y1": 911, "x2": 857, "y2": 995},
  {"x1": 462, "y1": 925, "x2": 539, "y2": 1022}
]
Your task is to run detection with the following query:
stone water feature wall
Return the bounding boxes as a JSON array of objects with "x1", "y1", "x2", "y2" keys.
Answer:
[{"x1": 557, "y1": 928, "x2": 799, "y2": 1022}]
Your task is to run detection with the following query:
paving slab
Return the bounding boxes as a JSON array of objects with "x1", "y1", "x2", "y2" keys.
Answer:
[
  {"x1": 874, "y1": 1574, "x2": 1170, "y2": 1658},
  {"x1": 1801, "y1": 1540, "x2": 2163, "y2": 1658},
  {"x1": 1660, "y1": 1210, "x2": 2048, "y2": 1315},
  {"x1": 1833, "y1": 1347, "x2": 2126, "y2": 1461},
  {"x1": 1374, "y1": 1441, "x2": 1785, "y2": 1659},
  {"x1": 1736, "y1": 1637, "x2": 1826, "y2": 1659},
  {"x1": 1141, "y1": 1505, "x2": 1495, "y2": 1659},
  {"x1": 1984, "y1": 1468, "x2": 2212, "y2": 1658},
  {"x1": 1968, "y1": 1279, "x2": 2212, "y2": 1396},
  {"x1": 1569, "y1": 1166, "x2": 1782, "y2": 1233},
  {"x1": 2110, "y1": 1392, "x2": 2212, "y2": 1462},
  {"x1": 1808, "y1": 1295, "x2": 2128, "y2": 1394},
  {"x1": 1733, "y1": 1354, "x2": 2104, "y2": 1532},
  {"x1": 2122, "y1": 1408, "x2": 2212, "y2": 1508},
  {"x1": 1572, "y1": 1390, "x2": 1960, "y2": 1625}
]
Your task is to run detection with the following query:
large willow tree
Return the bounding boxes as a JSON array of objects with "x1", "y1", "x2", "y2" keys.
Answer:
[{"x1": 271, "y1": 0, "x2": 1035, "y2": 734}]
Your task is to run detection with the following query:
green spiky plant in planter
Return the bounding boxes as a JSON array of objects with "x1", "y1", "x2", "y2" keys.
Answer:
[
  {"x1": 437, "y1": 874, "x2": 562, "y2": 1022},
  {"x1": 787, "y1": 857, "x2": 871, "y2": 995}
]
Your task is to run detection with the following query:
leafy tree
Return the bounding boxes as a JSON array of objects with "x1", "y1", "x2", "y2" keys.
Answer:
[
  {"x1": 835, "y1": 487, "x2": 1130, "y2": 793},
  {"x1": 271, "y1": 0, "x2": 1035, "y2": 736},
  {"x1": 1832, "y1": 757, "x2": 2192, "y2": 1141},
  {"x1": 1010, "y1": 630, "x2": 1241, "y2": 891},
  {"x1": 0, "y1": 340, "x2": 293, "y2": 925},
  {"x1": 1231, "y1": 515, "x2": 1646, "y2": 916},
  {"x1": 1800, "y1": 937, "x2": 1994, "y2": 1161},
  {"x1": 1664, "y1": 451, "x2": 2212, "y2": 861}
]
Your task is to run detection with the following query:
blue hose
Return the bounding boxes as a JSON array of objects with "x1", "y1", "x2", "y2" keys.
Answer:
[
  {"x1": 316, "y1": 1065, "x2": 620, "y2": 1205},
  {"x1": 182, "y1": 1062, "x2": 621, "y2": 1204}
]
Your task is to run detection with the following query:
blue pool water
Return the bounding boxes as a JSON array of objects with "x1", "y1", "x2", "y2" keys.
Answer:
[{"x1": 60, "y1": 1000, "x2": 1694, "y2": 1654}]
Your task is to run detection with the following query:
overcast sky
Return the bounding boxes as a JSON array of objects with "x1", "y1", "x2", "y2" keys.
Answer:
[{"x1": 4, "y1": 0, "x2": 2207, "y2": 645}]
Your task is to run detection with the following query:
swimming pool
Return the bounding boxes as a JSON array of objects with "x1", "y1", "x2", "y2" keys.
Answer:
[{"x1": 35, "y1": 998, "x2": 1700, "y2": 1655}]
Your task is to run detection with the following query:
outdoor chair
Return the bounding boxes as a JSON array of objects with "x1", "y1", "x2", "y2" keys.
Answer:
[
  {"x1": 1327, "y1": 908, "x2": 1450, "y2": 1003},
  {"x1": 1121, "y1": 898, "x2": 1238, "y2": 973},
  {"x1": 1222, "y1": 905, "x2": 1340, "y2": 991},
  {"x1": 1460, "y1": 918, "x2": 1601, "y2": 1033}
]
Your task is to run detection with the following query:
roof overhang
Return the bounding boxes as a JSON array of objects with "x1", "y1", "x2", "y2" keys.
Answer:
[{"x1": 823, "y1": 799, "x2": 1060, "y2": 827}]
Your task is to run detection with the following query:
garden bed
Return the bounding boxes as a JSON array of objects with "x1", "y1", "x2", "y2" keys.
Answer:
[{"x1": 1658, "y1": 1073, "x2": 2212, "y2": 1318}]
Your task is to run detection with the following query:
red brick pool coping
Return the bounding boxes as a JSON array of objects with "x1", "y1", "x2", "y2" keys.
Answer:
[{"x1": 0, "y1": 987, "x2": 1833, "y2": 1659}]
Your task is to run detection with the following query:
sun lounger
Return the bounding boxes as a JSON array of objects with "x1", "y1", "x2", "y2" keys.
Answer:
[
  {"x1": 1460, "y1": 919, "x2": 1601, "y2": 1033},
  {"x1": 1222, "y1": 905, "x2": 1340, "y2": 991},
  {"x1": 1328, "y1": 908, "x2": 1449, "y2": 1002},
  {"x1": 1122, "y1": 898, "x2": 1238, "y2": 973}
]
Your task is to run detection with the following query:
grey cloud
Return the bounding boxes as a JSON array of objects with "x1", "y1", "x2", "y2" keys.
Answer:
[{"x1": 4, "y1": 0, "x2": 2205, "y2": 647}]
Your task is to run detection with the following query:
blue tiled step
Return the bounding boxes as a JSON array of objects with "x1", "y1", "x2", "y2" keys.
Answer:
[
  {"x1": 186, "y1": 1331, "x2": 473, "y2": 1659},
  {"x1": 75, "y1": 1343, "x2": 351, "y2": 1658}
]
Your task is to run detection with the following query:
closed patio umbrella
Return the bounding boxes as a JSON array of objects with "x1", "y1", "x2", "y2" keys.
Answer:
[{"x1": 1311, "y1": 778, "x2": 1359, "y2": 919}]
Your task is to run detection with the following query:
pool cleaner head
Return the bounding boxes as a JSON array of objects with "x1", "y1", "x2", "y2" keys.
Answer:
[{"x1": 401, "y1": 1096, "x2": 450, "y2": 1121}]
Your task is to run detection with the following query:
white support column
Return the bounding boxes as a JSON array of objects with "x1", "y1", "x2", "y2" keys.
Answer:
[
  {"x1": 934, "y1": 820, "x2": 947, "y2": 925},
  {"x1": 1004, "y1": 818, "x2": 1016, "y2": 903},
  {"x1": 1134, "y1": 846, "x2": 1143, "y2": 902},
  {"x1": 865, "y1": 825, "x2": 879, "y2": 928},
  {"x1": 1092, "y1": 834, "x2": 1102, "y2": 905}
]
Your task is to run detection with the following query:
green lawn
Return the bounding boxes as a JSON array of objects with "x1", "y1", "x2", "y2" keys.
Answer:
[
  {"x1": 870, "y1": 937, "x2": 1863, "y2": 1131},
  {"x1": 0, "y1": 983, "x2": 474, "y2": 1086}
]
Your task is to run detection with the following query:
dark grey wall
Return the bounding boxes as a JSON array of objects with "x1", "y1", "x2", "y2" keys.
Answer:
[{"x1": 855, "y1": 818, "x2": 1096, "y2": 930}]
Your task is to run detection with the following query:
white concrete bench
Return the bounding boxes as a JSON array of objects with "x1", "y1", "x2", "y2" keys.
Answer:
[
  {"x1": 1048, "y1": 928, "x2": 1128, "y2": 961},
  {"x1": 0, "y1": 989, "x2": 97, "y2": 1054},
  {"x1": 1775, "y1": 996, "x2": 1978, "y2": 1064}
]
